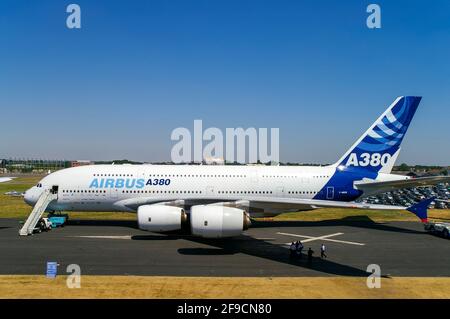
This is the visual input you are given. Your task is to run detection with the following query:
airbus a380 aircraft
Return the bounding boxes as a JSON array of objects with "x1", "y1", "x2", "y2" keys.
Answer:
[{"x1": 24, "y1": 96, "x2": 449, "y2": 238}]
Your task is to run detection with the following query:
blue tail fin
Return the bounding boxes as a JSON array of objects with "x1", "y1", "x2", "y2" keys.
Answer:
[
  {"x1": 407, "y1": 197, "x2": 435, "y2": 223},
  {"x1": 335, "y1": 96, "x2": 422, "y2": 174}
]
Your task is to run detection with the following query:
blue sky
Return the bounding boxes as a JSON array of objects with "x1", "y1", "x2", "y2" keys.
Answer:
[{"x1": 1, "y1": 0, "x2": 449, "y2": 165}]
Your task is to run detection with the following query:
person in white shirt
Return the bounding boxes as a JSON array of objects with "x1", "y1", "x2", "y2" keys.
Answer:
[
  {"x1": 296, "y1": 241, "x2": 303, "y2": 259},
  {"x1": 320, "y1": 243, "x2": 327, "y2": 258}
]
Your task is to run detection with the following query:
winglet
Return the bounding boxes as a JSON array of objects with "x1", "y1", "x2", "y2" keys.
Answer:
[{"x1": 406, "y1": 197, "x2": 435, "y2": 223}]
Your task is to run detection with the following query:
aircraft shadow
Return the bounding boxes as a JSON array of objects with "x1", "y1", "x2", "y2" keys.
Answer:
[
  {"x1": 252, "y1": 215, "x2": 425, "y2": 235},
  {"x1": 131, "y1": 234, "x2": 182, "y2": 241},
  {"x1": 66, "y1": 216, "x2": 424, "y2": 235},
  {"x1": 183, "y1": 236, "x2": 371, "y2": 277},
  {"x1": 65, "y1": 216, "x2": 418, "y2": 276},
  {"x1": 130, "y1": 232, "x2": 370, "y2": 276},
  {"x1": 66, "y1": 219, "x2": 138, "y2": 228},
  {"x1": 177, "y1": 247, "x2": 236, "y2": 255}
]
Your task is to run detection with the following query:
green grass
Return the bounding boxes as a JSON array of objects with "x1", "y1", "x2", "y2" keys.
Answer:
[
  {"x1": 0, "y1": 176, "x2": 42, "y2": 219},
  {"x1": 1, "y1": 175, "x2": 449, "y2": 222}
]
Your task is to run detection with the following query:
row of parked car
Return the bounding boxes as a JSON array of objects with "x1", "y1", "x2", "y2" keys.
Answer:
[
  {"x1": 424, "y1": 222, "x2": 450, "y2": 239},
  {"x1": 358, "y1": 183, "x2": 450, "y2": 209}
]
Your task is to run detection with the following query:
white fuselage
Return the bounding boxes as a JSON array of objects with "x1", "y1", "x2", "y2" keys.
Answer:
[{"x1": 23, "y1": 164, "x2": 401, "y2": 216}]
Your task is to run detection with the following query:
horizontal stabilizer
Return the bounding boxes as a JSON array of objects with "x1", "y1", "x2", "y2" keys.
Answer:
[{"x1": 406, "y1": 197, "x2": 435, "y2": 223}]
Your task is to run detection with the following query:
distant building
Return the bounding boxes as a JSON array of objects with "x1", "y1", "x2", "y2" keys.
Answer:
[
  {"x1": 70, "y1": 160, "x2": 92, "y2": 167},
  {"x1": 204, "y1": 157, "x2": 224, "y2": 165}
]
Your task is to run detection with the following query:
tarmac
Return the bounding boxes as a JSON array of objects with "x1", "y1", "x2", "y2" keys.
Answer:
[{"x1": 0, "y1": 217, "x2": 449, "y2": 277}]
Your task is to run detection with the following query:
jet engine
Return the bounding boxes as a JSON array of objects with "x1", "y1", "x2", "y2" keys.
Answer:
[
  {"x1": 190, "y1": 205, "x2": 251, "y2": 238},
  {"x1": 137, "y1": 205, "x2": 187, "y2": 232}
]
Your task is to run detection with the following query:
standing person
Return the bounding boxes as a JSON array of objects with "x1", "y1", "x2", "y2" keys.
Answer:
[
  {"x1": 297, "y1": 241, "x2": 304, "y2": 259},
  {"x1": 320, "y1": 243, "x2": 327, "y2": 259},
  {"x1": 295, "y1": 240, "x2": 300, "y2": 258},
  {"x1": 307, "y1": 247, "x2": 314, "y2": 265},
  {"x1": 289, "y1": 242, "x2": 296, "y2": 259}
]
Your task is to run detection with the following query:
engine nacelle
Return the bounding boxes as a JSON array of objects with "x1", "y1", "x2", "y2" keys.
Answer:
[
  {"x1": 137, "y1": 205, "x2": 187, "y2": 232},
  {"x1": 190, "y1": 205, "x2": 251, "y2": 238}
]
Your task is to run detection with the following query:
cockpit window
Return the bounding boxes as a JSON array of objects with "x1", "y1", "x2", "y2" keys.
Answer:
[{"x1": 36, "y1": 183, "x2": 42, "y2": 188}]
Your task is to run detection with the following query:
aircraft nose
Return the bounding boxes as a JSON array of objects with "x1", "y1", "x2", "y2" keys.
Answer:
[{"x1": 24, "y1": 187, "x2": 39, "y2": 206}]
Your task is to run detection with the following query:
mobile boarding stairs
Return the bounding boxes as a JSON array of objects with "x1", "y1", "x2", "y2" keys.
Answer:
[{"x1": 19, "y1": 187, "x2": 58, "y2": 236}]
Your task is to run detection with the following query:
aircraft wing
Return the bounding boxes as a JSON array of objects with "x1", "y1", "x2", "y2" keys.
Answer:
[
  {"x1": 0, "y1": 177, "x2": 14, "y2": 183},
  {"x1": 218, "y1": 197, "x2": 407, "y2": 213},
  {"x1": 113, "y1": 195, "x2": 429, "y2": 220},
  {"x1": 212, "y1": 197, "x2": 434, "y2": 222},
  {"x1": 113, "y1": 196, "x2": 404, "y2": 213},
  {"x1": 354, "y1": 176, "x2": 450, "y2": 197}
]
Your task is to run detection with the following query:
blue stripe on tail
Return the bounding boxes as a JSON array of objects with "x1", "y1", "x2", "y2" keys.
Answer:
[
  {"x1": 339, "y1": 96, "x2": 421, "y2": 173},
  {"x1": 314, "y1": 96, "x2": 422, "y2": 202}
]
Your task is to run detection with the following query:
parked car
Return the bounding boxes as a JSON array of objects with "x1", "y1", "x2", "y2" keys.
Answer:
[
  {"x1": 48, "y1": 216, "x2": 67, "y2": 228},
  {"x1": 424, "y1": 222, "x2": 450, "y2": 239},
  {"x1": 33, "y1": 218, "x2": 52, "y2": 233},
  {"x1": 435, "y1": 201, "x2": 447, "y2": 209}
]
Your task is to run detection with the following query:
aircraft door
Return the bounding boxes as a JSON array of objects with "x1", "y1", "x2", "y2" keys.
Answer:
[
  {"x1": 110, "y1": 188, "x2": 119, "y2": 199},
  {"x1": 206, "y1": 186, "x2": 215, "y2": 196},
  {"x1": 326, "y1": 187, "x2": 334, "y2": 199},
  {"x1": 276, "y1": 186, "x2": 284, "y2": 197},
  {"x1": 250, "y1": 170, "x2": 258, "y2": 183},
  {"x1": 51, "y1": 185, "x2": 59, "y2": 196}
]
